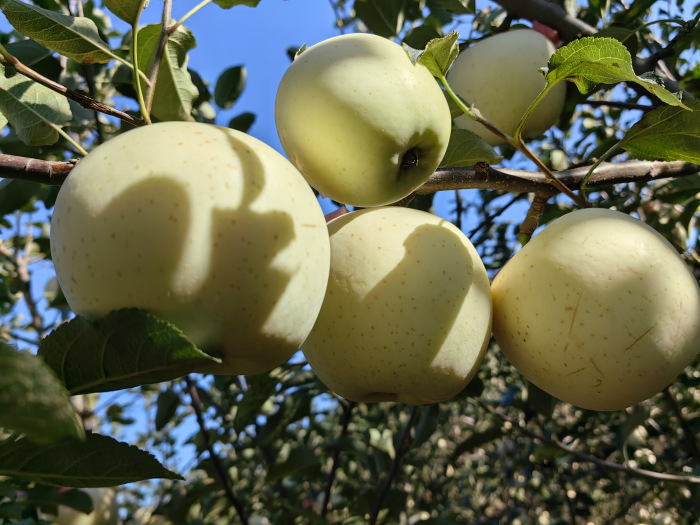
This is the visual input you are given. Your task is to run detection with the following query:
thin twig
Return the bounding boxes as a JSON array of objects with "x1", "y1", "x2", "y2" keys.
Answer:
[
  {"x1": 184, "y1": 376, "x2": 249, "y2": 525},
  {"x1": 320, "y1": 400, "x2": 356, "y2": 517},
  {"x1": 481, "y1": 401, "x2": 700, "y2": 485},
  {"x1": 369, "y1": 406, "x2": 420, "y2": 525},
  {"x1": 145, "y1": 0, "x2": 173, "y2": 114},
  {"x1": 0, "y1": 46, "x2": 145, "y2": 129}
]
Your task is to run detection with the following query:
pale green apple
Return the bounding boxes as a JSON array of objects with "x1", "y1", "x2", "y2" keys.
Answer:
[
  {"x1": 301, "y1": 207, "x2": 492, "y2": 405},
  {"x1": 51, "y1": 122, "x2": 330, "y2": 375},
  {"x1": 275, "y1": 33, "x2": 452, "y2": 207},
  {"x1": 447, "y1": 29, "x2": 566, "y2": 146},
  {"x1": 56, "y1": 488, "x2": 119, "y2": 525},
  {"x1": 491, "y1": 208, "x2": 700, "y2": 411}
]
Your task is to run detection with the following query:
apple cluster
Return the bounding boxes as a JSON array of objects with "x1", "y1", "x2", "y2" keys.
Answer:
[{"x1": 50, "y1": 31, "x2": 700, "y2": 412}]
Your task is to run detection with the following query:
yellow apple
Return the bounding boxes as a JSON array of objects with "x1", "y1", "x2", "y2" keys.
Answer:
[
  {"x1": 50, "y1": 122, "x2": 330, "y2": 375},
  {"x1": 301, "y1": 207, "x2": 492, "y2": 405},
  {"x1": 491, "y1": 208, "x2": 700, "y2": 411},
  {"x1": 275, "y1": 33, "x2": 452, "y2": 207},
  {"x1": 447, "y1": 29, "x2": 566, "y2": 146},
  {"x1": 56, "y1": 488, "x2": 119, "y2": 525}
]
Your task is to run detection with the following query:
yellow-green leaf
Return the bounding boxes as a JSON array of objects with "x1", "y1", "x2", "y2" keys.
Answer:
[{"x1": 0, "y1": 0, "x2": 115, "y2": 64}]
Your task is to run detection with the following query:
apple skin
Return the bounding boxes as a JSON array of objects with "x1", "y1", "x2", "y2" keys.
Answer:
[
  {"x1": 275, "y1": 33, "x2": 452, "y2": 207},
  {"x1": 491, "y1": 208, "x2": 700, "y2": 411},
  {"x1": 301, "y1": 207, "x2": 492, "y2": 405},
  {"x1": 56, "y1": 488, "x2": 119, "y2": 525},
  {"x1": 50, "y1": 122, "x2": 330, "y2": 375},
  {"x1": 447, "y1": 29, "x2": 566, "y2": 146}
]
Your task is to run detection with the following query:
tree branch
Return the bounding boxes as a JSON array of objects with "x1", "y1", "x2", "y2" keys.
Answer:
[
  {"x1": 184, "y1": 376, "x2": 249, "y2": 525},
  {"x1": 414, "y1": 160, "x2": 700, "y2": 197},
  {"x1": 491, "y1": 0, "x2": 597, "y2": 42},
  {"x1": 0, "y1": 48, "x2": 145, "y2": 129},
  {"x1": 481, "y1": 401, "x2": 700, "y2": 485},
  {"x1": 2, "y1": 151, "x2": 698, "y2": 204},
  {"x1": 320, "y1": 400, "x2": 356, "y2": 517},
  {"x1": 369, "y1": 406, "x2": 419, "y2": 525}
]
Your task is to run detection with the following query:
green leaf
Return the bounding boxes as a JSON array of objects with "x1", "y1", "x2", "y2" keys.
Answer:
[
  {"x1": 403, "y1": 31, "x2": 459, "y2": 78},
  {"x1": 546, "y1": 37, "x2": 686, "y2": 108},
  {"x1": 0, "y1": 432, "x2": 184, "y2": 486},
  {"x1": 136, "y1": 23, "x2": 199, "y2": 122},
  {"x1": 0, "y1": 179, "x2": 43, "y2": 215},
  {"x1": 0, "y1": 344, "x2": 84, "y2": 444},
  {"x1": 353, "y1": 0, "x2": 406, "y2": 38},
  {"x1": 233, "y1": 372, "x2": 279, "y2": 433},
  {"x1": 0, "y1": 64, "x2": 72, "y2": 146},
  {"x1": 102, "y1": 0, "x2": 143, "y2": 24},
  {"x1": 214, "y1": 65, "x2": 246, "y2": 109},
  {"x1": 0, "y1": 0, "x2": 114, "y2": 64},
  {"x1": 213, "y1": 0, "x2": 261, "y2": 7},
  {"x1": 154, "y1": 390, "x2": 180, "y2": 431},
  {"x1": 402, "y1": 24, "x2": 443, "y2": 51},
  {"x1": 369, "y1": 428, "x2": 395, "y2": 459},
  {"x1": 438, "y1": 128, "x2": 503, "y2": 167},
  {"x1": 265, "y1": 445, "x2": 320, "y2": 483},
  {"x1": 652, "y1": 174, "x2": 700, "y2": 204},
  {"x1": 618, "y1": 100, "x2": 700, "y2": 163},
  {"x1": 228, "y1": 111, "x2": 255, "y2": 132},
  {"x1": 426, "y1": 0, "x2": 474, "y2": 14},
  {"x1": 451, "y1": 425, "x2": 504, "y2": 461},
  {"x1": 411, "y1": 404, "x2": 441, "y2": 449},
  {"x1": 37, "y1": 309, "x2": 220, "y2": 395}
]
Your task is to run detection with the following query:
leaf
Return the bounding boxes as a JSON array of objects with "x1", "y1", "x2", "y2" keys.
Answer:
[
  {"x1": 402, "y1": 24, "x2": 444, "y2": 51},
  {"x1": 136, "y1": 23, "x2": 199, "y2": 122},
  {"x1": 652, "y1": 174, "x2": 700, "y2": 204},
  {"x1": 213, "y1": 0, "x2": 261, "y2": 7},
  {"x1": 0, "y1": 179, "x2": 43, "y2": 215},
  {"x1": 369, "y1": 428, "x2": 395, "y2": 459},
  {"x1": 451, "y1": 425, "x2": 504, "y2": 461},
  {"x1": 353, "y1": 0, "x2": 406, "y2": 38},
  {"x1": 0, "y1": 64, "x2": 72, "y2": 146},
  {"x1": 426, "y1": 0, "x2": 474, "y2": 14},
  {"x1": 214, "y1": 65, "x2": 246, "y2": 109},
  {"x1": 0, "y1": 432, "x2": 184, "y2": 486},
  {"x1": 546, "y1": 37, "x2": 687, "y2": 108},
  {"x1": 438, "y1": 128, "x2": 503, "y2": 167},
  {"x1": 411, "y1": 404, "x2": 441, "y2": 449},
  {"x1": 265, "y1": 445, "x2": 320, "y2": 483},
  {"x1": 154, "y1": 390, "x2": 180, "y2": 431},
  {"x1": 233, "y1": 372, "x2": 280, "y2": 433},
  {"x1": 0, "y1": 344, "x2": 84, "y2": 444},
  {"x1": 618, "y1": 101, "x2": 700, "y2": 163},
  {"x1": 102, "y1": 0, "x2": 143, "y2": 24},
  {"x1": 0, "y1": 0, "x2": 114, "y2": 64},
  {"x1": 37, "y1": 309, "x2": 220, "y2": 395},
  {"x1": 403, "y1": 31, "x2": 459, "y2": 78},
  {"x1": 228, "y1": 111, "x2": 255, "y2": 132}
]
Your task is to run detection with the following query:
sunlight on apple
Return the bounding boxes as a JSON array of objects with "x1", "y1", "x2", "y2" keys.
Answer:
[{"x1": 491, "y1": 208, "x2": 700, "y2": 411}]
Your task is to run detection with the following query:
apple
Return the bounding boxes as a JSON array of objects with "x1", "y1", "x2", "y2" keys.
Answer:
[
  {"x1": 491, "y1": 208, "x2": 700, "y2": 411},
  {"x1": 275, "y1": 33, "x2": 452, "y2": 207},
  {"x1": 300, "y1": 207, "x2": 492, "y2": 405},
  {"x1": 56, "y1": 488, "x2": 119, "y2": 525},
  {"x1": 446, "y1": 28, "x2": 566, "y2": 146},
  {"x1": 50, "y1": 121, "x2": 330, "y2": 375}
]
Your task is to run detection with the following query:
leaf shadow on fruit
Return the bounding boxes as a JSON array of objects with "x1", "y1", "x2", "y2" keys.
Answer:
[
  {"x1": 51, "y1": 176, "x2": 192, "y2": 317},
  {"x1": 188, "y1": 130, "x2": 299, "y2": 375},
  {"x1": 309, "y1": 221, "x2": 486, "y2": 405}
]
